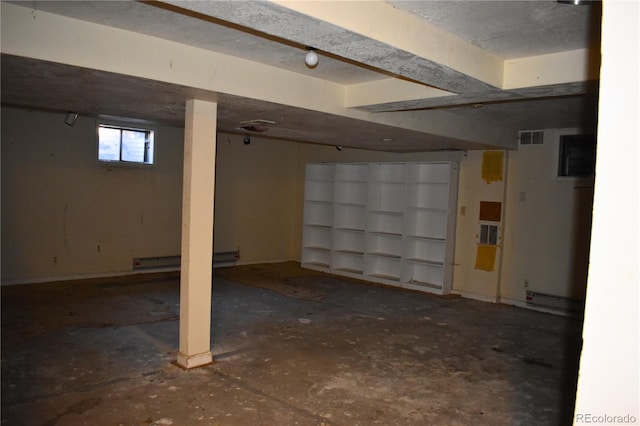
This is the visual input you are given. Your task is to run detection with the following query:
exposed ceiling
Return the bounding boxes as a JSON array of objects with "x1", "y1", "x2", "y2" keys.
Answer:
[{"x1": 0, "y1": 0, "x2": 602, "y2": 152}]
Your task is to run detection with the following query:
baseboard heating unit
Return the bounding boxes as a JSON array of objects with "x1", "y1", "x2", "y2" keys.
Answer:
[
  {"x1": 526, "y1": 290, "x2": 584, "y2": 316},
  {"x1": 133, "y1": 251, "x2": 240, "y2": 270}
]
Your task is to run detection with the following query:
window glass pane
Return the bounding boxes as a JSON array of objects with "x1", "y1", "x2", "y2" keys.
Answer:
[
  {"x1": 98, "y1": 126, "x2": 121, "y2": 161},
  {"x1": 558, "y1": 135, "x2": 596, "y2": 177},
  {"x1": 532, "y1": 131, "x2": 544, "y2": 145},
  {"x1": 488, "y1": 225, "x2": 498, "y2": 245},
  {"x1": 480, "y1": 224, "x2": 488, "y2": 244},
  {"x1": 121, "y1": 129, "x2": 147, "y2": 163}
]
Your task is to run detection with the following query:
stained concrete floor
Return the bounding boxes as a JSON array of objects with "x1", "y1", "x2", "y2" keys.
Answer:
[{"x1": 1, "y1": 263, "x2": 583, "y2": 426}]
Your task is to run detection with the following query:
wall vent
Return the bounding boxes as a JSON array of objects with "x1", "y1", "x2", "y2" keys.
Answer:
[{"x1": 519, "y1": 130, "x2": 544, "y2": 145}]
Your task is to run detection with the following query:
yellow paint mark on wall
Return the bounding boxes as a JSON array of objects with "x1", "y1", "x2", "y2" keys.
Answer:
[
  {"x1": 481, "y1": 151, "x2": 504, "y2": 184},
  {"x1": 475, "y1": 244, "x2": 497, "y2": 271}
]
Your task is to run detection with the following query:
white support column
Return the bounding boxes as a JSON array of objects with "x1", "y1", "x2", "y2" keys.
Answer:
[{"x1": 176, "y1": 99, "x2": 217, "y2": 369}]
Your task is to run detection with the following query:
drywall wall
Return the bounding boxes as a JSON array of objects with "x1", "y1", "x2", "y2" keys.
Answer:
[
  {"x1": 500, "y1": 128, "x2": 595, "y2": 306},
  {"x1": 1, "y1": 107, "x2": 184, "y2": 283}
]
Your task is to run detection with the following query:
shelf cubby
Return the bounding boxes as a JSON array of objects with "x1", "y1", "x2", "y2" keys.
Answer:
[
  {"x1": 303, "y1": 201, "x2": 333, "y2": 227},
  {"x1": 365, "y1": 254, "x2": 402, "y2": 282},
  {"x1": 332, "y1": 251, "x2": 365, "y2": 275},
  {"x1": 403, "y1": 237, "x2": 445, "y2": 264},
  {"x1": 408, "y1": 162, "x2": 451, "y2": 183},
  {"x1": 367, "y1": 211, "x2": 404, "y2": 236},
  {"x1": 302, "y1": 225, "x2": 332, "y2": 250},
  {"x1": 370, "y1": 163, "x2": 406, "y2": 182},
  {"x1": 333, "y1": 228, "x2": 365, "y2": 255},
  {"x1": 335, "y1": 181, "x2": 367, "y2": 205},
  {"x1": 407, "y1": 183, "x2": 449, "y2": 210},
  {"x1": 368, "y1": 181, "x2": 405, "y2": 213},
  {"x1": 334, "y1": 204, "x2": 366, "y2": 231},
  {"x1": 366, "y1": 233, "x2": 402, "y2": 259},
  {"x1": 335, "y1": 163, "x2": 368, "y2": 182},
  {"x1": 405, "y1": 208, "x2": 448, "y2": 239},
  {"x1": 403, "y1": 261, "x2": 444, "y2": 289},
  {"x1": 305, "y1": 180, "x2": 334, "y2": 203},
  {"x1": 301, "y1": 247, "x2": 331, "y2": 269}
]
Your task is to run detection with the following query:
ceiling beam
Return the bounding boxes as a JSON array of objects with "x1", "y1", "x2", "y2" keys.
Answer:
[
  {"x1": 160, "y1": 0, "x2": 503, "y2": 93},
  {"x1": 345, "y1": 79, "x2": 454, "y2": 109},
  {"x1": 347, "y1": 49, "x2": 599, "y2": 112}
]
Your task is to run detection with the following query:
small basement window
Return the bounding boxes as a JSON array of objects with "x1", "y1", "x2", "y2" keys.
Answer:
[
  {"x1": 98, "y1": 124, "x2": 154, "y2": 165},
  {"x1": 558, "y1": 134, "x2": 596, "y2": 177},
  {"x1": 479, "y1": 223, "x2": 499, "y2": 245}
]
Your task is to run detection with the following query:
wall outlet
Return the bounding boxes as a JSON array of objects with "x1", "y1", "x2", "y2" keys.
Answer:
[{"x1": 524, "y1": 279, "x2": 530, "y2": 288}]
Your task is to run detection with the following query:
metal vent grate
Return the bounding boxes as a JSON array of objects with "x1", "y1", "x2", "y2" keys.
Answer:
[{"x1": 519, "y1": 130, "x2": 544, "y2": 145}]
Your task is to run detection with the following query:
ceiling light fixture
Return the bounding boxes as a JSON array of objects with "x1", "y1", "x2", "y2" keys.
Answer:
[
  {"x1": 304, "y1": 47, "x2": 319, "y2": 68},
  {"x1": 64, "y1": 112, "x2": 78, "y2": 126}
]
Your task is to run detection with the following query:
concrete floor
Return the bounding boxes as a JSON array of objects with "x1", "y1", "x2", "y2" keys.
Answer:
[{"x1": 1, "y1": 262, "x2": 583, "y2": 426}]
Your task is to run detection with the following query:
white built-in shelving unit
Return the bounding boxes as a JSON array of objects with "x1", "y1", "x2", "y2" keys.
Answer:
[{"x1": 301, "y1": 161, "x2": 459, "y2": 295}]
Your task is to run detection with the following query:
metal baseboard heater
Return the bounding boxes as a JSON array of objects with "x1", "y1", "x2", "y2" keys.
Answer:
[
  {"x1": 133, "y1": 251, "x2": 240, "y2": 270},
  {"x1": 526, "y1": 290, "x2": 584, "y2": 316}
]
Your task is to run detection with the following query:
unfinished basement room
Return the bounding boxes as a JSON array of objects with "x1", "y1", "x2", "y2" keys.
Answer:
[{"x1": 1, "y1": 1, "x2": 638, "y2": 425}]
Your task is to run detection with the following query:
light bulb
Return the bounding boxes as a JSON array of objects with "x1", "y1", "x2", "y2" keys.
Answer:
[{"x1": 305, "y1": 50, "x2": 319, "y2": 68}]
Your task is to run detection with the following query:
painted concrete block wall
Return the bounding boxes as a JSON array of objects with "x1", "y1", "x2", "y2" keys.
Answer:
[
  {"x1": 500, "y1": 129, "x2": 594, "y2": 305},
  {"x1": 212, "y1": 134, "x2": 301, "y2": 264},
  {"x1": 0, "y1": 107, "x2": 306, "y2": 282},
  {"x1": 3, "y1": 105, "x2": 591, "y2": 307},
  {"x1": 1, "y1": 107, "x2": 184, "y2": 283},
  {"x1": 452, "y1": 150, "x2": 506, "y2": 302}
]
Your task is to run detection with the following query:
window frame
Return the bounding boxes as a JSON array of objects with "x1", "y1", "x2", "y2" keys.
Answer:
[
  {"x1": 478, "y1": 222, "x2": 500, "y2": 246},
  {"x1": 553, "y1": 130, "x2": 597, "y2": 182},
  {"x1": 96, "y1": 118, "x2": 157, "y2": 167}
]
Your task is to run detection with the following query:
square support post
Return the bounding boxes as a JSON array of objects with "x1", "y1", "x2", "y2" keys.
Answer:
[{"x1": 176, "y1": 99, "x2": 217, "y2": 369}]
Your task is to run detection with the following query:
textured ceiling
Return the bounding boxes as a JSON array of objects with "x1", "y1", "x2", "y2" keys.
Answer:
[
  {"x1": 1, "y1": 0, "x2": 602, "y2": 152},
  {"x1": 389, "y1": 0, "x2": 602, "y2": 59}
]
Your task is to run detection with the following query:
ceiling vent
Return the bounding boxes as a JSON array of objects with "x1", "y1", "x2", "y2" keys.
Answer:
[
  {"x1": 519, "y1": 130, "x2": 544, "y2": 145},
  {"x1": 238, "y1": 119, "x2": 275, "y2": 133}
]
